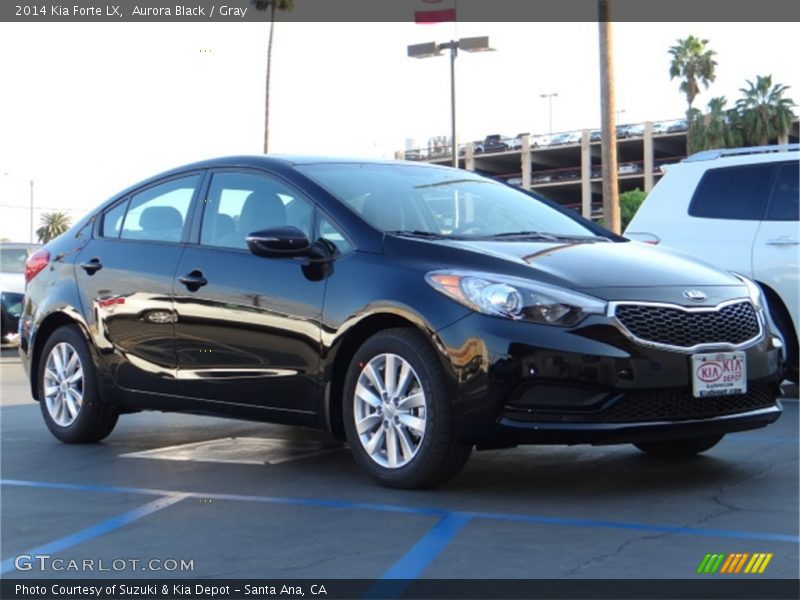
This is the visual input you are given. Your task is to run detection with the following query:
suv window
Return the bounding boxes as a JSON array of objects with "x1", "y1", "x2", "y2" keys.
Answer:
[
  {"x1": 200, "y1": 171, "x2": 314, "y2": 250},
  {"x1": 118, "y1": 176, "x2": 199, "y2": 242},
  {"x1": 766, "y1": 162, "x2": 799, "y2": 221},
  {"x1": 688, "y1": 164, "x2": 775, "y2": 220}
]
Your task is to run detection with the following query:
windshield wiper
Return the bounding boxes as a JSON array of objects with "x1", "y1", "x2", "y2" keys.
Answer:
[
  {"x1": 481, "y1": 231, "x2": 559, "y2": 241},
  {"x1": 483, "y1": 231, "x2": 608, "y2": 242},
  {"x1": 385, "y1": 230, "x2": 450, "y2": 239},
  {"x1": 413, "y1": 178, "x2": 493, "y2": 190}
]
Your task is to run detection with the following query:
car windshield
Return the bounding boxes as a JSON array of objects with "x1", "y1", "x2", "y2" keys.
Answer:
[
  {"x1": 0, "y1": 248, "x2": 29, "y2": 274},
  {"x1": 297, "y1": 163, "x2": 600, "y2": 240}
]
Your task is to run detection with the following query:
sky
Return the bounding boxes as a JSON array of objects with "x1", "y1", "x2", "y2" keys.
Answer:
[{"x1": 0, "y1": 20, "x2": 798, "y2": 242}]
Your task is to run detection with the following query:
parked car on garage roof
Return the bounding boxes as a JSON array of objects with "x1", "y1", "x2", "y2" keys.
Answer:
[{"x1": 550, "y1": 132, "x2": 581, "y2": 146}]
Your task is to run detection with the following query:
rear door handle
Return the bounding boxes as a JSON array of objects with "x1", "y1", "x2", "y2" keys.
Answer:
[
  {"x1": 179, "y1": 269, "x2": 208, "y2": 291},
  {"x1": 79, "y1": 257, "x2": 103, "y2": 274},
  {"x1": 766, "y1": 237, "x2": 799, "y2": 246}
]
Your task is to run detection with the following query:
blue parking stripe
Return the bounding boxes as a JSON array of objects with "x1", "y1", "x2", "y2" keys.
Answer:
[
  {"x1": 364, "y1": 514, "x2": 470, "y2": 598},
  {"x1": 2, "y1": 479, "x2": 798, "y2": 545},
  {"x1": 381, "y1": 513, "x2": 471, "y2": 579},
  {"x1": 0, "y1": 495, "x2": 184, "y2": 575}
]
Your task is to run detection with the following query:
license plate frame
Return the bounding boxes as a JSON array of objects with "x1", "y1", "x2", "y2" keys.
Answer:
[{"x1": 691, "y1": 351, "x2": 747, "y2": 398}]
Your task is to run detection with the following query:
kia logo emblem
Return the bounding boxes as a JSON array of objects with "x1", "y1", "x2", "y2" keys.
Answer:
[{"x1": 683, "y1": 290, "x2": 708, "y2": 302}]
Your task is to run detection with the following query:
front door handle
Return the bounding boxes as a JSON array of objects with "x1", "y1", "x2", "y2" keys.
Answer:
[
  {"x1": 766, "y1": 237, "x2": 799, "y2": 246},
  {"x1": 79, "y1": 257, "x2": 103, "y2": 275},
  {"x1": 179, "y1": 269, "x2": 208, "y2": 291}
]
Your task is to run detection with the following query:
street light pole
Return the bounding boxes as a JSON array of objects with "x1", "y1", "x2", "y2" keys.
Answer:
[
  {"x1": 408, "y1": 36, "x2": 493, "y2": 170},
  {"x1": 449, "y1": 42, "x2": 457, "y2": 168},
  {"x1": 540, "y1": 92, "x2": 558, "y2": 136},
  {"x1": 29, "y1": 180, "x2": 34, "y2": 243}
]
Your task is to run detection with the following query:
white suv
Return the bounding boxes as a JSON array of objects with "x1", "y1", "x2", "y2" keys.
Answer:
[{"x1": 625, "y1": 144, "x2": 799, "y2": 382}]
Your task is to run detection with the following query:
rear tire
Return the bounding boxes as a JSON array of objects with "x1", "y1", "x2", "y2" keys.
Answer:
[
  {"x1": 343, "y1": 328, "x2": 471, "y2": 489},
  {"x1": 38, "y1": 325, "x2": 118, "y2": 443},
  {"x1": 633, "y1": 434, "x2": 724, "y2": 458}
]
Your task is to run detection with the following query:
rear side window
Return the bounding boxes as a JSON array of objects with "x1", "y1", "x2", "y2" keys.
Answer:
[
  {"x1": 765, "y1": 162, "x2": 799, "y2": 221},
  {"x1": 118, "y1": 175, "x2": 199, "y2": 243},
  {"x1": 101, "y1": 201, "x2": 128, "y2": 238},
  {"x1": 688, "y1": 164, "x2": 775, "y2": 220}
]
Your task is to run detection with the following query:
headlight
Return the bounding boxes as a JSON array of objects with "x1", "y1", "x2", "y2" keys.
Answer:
[
  {"x1": 426, "y1": 270, "x2": 606, "y2": 326},
  {"x1": 732, "y1": 273, "x2": 764, "y2": 311}
]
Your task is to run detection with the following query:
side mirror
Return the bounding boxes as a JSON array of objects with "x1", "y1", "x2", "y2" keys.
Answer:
[{"x1": 246, "y1": 226, "x2": 311, "y2": 258}]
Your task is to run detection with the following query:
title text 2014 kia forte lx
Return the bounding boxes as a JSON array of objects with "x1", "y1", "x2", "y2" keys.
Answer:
[{"x1": 18, "y1": 157, "x2": 786, "y2": 488}]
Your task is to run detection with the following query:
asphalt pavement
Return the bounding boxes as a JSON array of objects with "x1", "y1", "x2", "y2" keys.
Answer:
[{"x1": 1, "y1": 347, "x2": 798, "y2": 586}]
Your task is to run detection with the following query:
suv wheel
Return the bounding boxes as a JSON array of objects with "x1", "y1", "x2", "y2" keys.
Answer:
[
  {"x1": 343, "y1": 328, "x2": 472, "y2": 489},
  {"x1": 766, "y1": 294, "x2": 799, "y2": 384},
  {"x1": 633, "y1": 434, "x2": 724, "y2": 458},
  {"x1": 38, "y1": 325, "x2": 118, "y2": 443}
]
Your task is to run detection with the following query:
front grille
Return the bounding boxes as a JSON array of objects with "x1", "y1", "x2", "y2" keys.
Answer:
[
  {"x1": 513, "y1": 385, "x2": 777, "y2": 424},
  {"x1": 614, "y1": 301, "x2": 760, "y2": 349},
  {"x1": 601, "y1": 385, "x2": 776, "y2": 423}
]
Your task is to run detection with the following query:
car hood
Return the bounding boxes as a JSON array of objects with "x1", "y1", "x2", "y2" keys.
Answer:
[{"x1": 425, "y1": 238, "x2": 745, "y2": 294}]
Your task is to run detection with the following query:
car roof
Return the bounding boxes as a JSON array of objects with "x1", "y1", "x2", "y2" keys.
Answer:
[
  {"x1": 683, "y1": 144, "x2": 798, "y2": 165},
  {"x1": 136, "y1": 155, "x2": 456, "y2": 184},
  {"x1": 168, "y1": 155, "x2": 441, "y2": 169},
  {"x1": 97, "y1": 155, "x2": 466, "y2": 211}
]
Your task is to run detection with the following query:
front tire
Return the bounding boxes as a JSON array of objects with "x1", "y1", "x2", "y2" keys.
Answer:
[
  {"x1": 38, "y1": 325, "x2": 118, "y2": 443},
  {"x1": 343, "y1": 328, "x2": 471, "y2": 489},
  {"x1": 633, "y1": 434, "x2": 724, "y2": 458}
]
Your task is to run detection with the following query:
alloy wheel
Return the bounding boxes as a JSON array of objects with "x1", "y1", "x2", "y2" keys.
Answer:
[
  {"x1": 43, "y1": 342, "x2": 84, "y2": 427},
  {"x1": 353, "y1": 353, "x2": 427, "y2": 469}
]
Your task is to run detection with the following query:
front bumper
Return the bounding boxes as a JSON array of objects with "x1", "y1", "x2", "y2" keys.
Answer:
[{"x1": 435, "y1": 312, "x2": 784, "y2": 445}]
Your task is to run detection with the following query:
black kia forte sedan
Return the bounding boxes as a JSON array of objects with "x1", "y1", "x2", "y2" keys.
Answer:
[{"x1": 19, "y1": 157, "x2": 785, "y2": 488}]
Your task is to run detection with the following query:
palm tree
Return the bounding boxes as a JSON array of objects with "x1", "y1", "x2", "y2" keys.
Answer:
[
  {"x1": 692, "y1": 97, "x2": 743, "y2": 151},
  {"x1": 36, "y1": 211, "x2": 71, "y2": 243},
  {"x1": 252, "y1": 0, "x2": 294, "y2": 154},
  {"x1": 668, "y1": 36, "x2": 717, "y2": 153},
  {"x1": 736, "y1": 75, "x2": 796, "y2": 146}
]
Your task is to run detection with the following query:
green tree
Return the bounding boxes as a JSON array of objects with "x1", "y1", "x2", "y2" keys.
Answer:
[
  {"x1": 252, "y1": 0, "x2": 294, "y2": 154},
  {"x1": 668, "y1": 36, "x2": 717, "y2": 153},
  {"x1": 691, "y1": 97, "x2": 743, "y2": 152},
  {"x1": 619, "y1": 188, "x2": 647, "y2": 230},
  {"x1": 735, "y1": 75, "x2": 796, "y2": 146},
  {"x1": 36, "y1": 211, "x2": 71, "y2": 243}
]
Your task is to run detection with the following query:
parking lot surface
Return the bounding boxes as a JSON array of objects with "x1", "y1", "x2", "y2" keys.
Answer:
[{"x1": 1, "y1": 348, "x2": 798, "y2": 583}]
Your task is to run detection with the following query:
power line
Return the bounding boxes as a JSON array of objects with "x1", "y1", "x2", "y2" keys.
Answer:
[{"x1": 0, "y1": 204, "x2": 89, "y2": 211}]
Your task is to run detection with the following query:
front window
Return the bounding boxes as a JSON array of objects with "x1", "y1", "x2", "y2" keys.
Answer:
[
  {"x1": 297, "y1": 163, "x2": 600, "y2": 240},
  {"x1": 199, "y1": 171, "x2": 314, "y2": 250}
]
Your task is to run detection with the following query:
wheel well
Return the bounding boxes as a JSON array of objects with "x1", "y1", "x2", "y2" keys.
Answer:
[
  {"x1": 29, "y1": 312, "x2": 82, "y2": 401},
  {"x1": 326, "y1": 314, "x2": 424, "y2": 440},
  {"x1": 757, "y1": 281, "x2": 798, "y2": 367}
]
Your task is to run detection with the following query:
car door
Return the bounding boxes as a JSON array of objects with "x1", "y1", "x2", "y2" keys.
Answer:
[
  {"x1": 172, "y1": 169, "x2": 325, "y2": 414},
  {"x1": 75, "y1": 173, "x2": 202, "y2": 394},
  {"x1": 752, "y1": 160, "x2": 799, "y2": 335}
]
